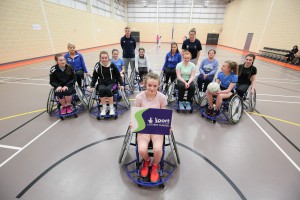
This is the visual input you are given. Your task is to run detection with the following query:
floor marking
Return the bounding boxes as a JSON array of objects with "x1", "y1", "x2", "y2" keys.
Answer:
[
  {"x1": 257, "y1": 81, "x2": 300, "y2": 84},
  {"x1": 2, "y1": 81, "x2": 49, "y2": 86},
  {"x1": 0, "y1": 144, "x2": 22, "y2": 150},
  {"x1": 0, "y1": 119, "x2": 60, "y2": 168},
  {"x1": 257, "y1": 94, "x2": 300, "y2": 99},
  {"x1": 256, "y1": 99, "x2": 300, "y2": 104},
  {"x1": 245, "y1": 111, "x2": 300, "y2": 172},
  {"x1": 248, "y1": 112, "x2": 300, "y2": 127},
  {"x1": 0, "y1": 109, "x2": 46, "y2": 121},
  {"x1": 258, "y1": 78, "x2": 300, "y2": 81},
  {"x1": 0, "y1": 76, "x2": 48, "y2": 81}
]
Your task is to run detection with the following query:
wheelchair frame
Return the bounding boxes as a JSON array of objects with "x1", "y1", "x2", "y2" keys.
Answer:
[
  {"x1": 119, "y1": 127, "x2": 180, "y2": 188},
  {"x1": 242, "y1": 85, "x2": 256, "y2": 112},
  {"x1": 87, "y1": 84, "x2": 130, "y2": 120},
  {"x1": 199, "y1": 93, "x2": 243, "y2": 124},
  {"x1": 46, "y1": 85, "x2": 84, "y2": 120}
]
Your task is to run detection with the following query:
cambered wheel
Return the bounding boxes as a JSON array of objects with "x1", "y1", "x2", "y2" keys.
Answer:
[
  {"x1": 119, "y1": 126, "x2": 133, "y2": 166},
  {"x1": 228, "y1": 95, "x2": 243, "y2": 124},
  {"x1": 47, "y1": 88, "x2": 55, "y2": 114}
]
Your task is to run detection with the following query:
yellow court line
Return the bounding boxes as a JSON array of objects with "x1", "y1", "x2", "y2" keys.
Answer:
[
  {"x1": 247, "y1": 112, "x2": 300, "y2": 127},
  {"x1": 0, "y1": 109, "x2": 46, "y2": 121},
  {"x1": 129, "y1": 98, "x2": 135, "y2": 101}
]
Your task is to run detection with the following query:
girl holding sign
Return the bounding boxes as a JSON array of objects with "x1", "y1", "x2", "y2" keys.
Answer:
[{"x1": 134, "y1": 73, "x2": 167, "y2": 183}]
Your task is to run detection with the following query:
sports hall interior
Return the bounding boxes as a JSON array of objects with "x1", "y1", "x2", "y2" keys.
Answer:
[{"x1": 0, "y1": 0, "x2": 299, "y2": 199}]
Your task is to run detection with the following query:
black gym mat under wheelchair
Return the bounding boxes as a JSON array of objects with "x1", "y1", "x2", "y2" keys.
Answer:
[{"x1": 0, "y1": 43, "x2": 300, "y2": 200}]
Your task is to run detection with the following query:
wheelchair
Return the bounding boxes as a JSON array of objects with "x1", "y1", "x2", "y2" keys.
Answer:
[
  {"x1": 46, "y1": 85, "x2": 85, "y2": 120},
  {"x1": 159, "y1": 71, "x2": 177, "y2": 102},
  {"x1": 167, "y1": 78, "x2": 200, "y2": 113},
  {"x1": 241, "y1": 85, "x2": 256, "y2": 111},
  {"x1": 119, "y1": 126, "x2": 180, "y2": 188},
  {"x1": 199, "y1": 92, "x2": 243, "y2": 124},
  {"x1": 87, "y1": 84, "x2": 130, "y2": 120}
]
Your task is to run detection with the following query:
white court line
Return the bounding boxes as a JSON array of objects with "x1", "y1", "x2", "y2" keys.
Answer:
[
  {"x1": 258, "y1": 65, "x2": 300, "y2": 80},
  {"x1": 0, "y1": 76, "x2": 48, "y2": 81},
  {"x1": 257, "y1": 99, "x2": 300, "y2": 104},
  {"x1": 257, "y1": 81, "x2": 300, "y2": 84},
  {"x1": 245, "y1": 111, "x2": 300, "y2": 172},
  {"x1": 0, "y1": 119, "x2": 60, "y2": 168},
  {"x1": 3, "y1": 82, "x2": 49, "y2": 86},
  {"x1": 258, "y1": 78, "x2": 300, "y2": 81},
  {"x1": 257, "y1": 94, "x2": 300, "y2": 99},
  {"x1": 0, "y1": 144, "x2": 22, "y2": 150}
]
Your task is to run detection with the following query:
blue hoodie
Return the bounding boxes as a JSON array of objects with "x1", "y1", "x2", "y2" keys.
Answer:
[
  {"x1": 64, "y1": 51, "x2": 88, "y2": 73},
  {"x1": 162, "y1": 51, "x2": 182, "y2": 70}
]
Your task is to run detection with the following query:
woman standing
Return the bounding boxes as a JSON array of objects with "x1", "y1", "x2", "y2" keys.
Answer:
[
  {"x1": 64, "y1": 43, "x2": 89, "y2": 88},
  {"x1": 181, "y1": 28, "x2": 202, "y2": 65}
]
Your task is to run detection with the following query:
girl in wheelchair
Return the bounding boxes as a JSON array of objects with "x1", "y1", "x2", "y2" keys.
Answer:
[
  {"x1": 236, "y1": 54, "x2": 257, "y2": 99},
  {"x1": 206, "y1": 60, "x2": 238, "y2": 116},
  {"x1": 161, "y1": 42, "x2": 182, "y2": 92},
  {"x1": 135, "y1": 47, "x2": 150, "y2": 87},
  {"x1": 50, "y1": 54, "x2": 76, "y2": 115},
  {"x1": 134, "y1": 72, "x2": 167, "y2": 183},
  {"x1": 176, "y1": 51, "x2": 196, "y2": 110},
  {"x1": 90, "y1": 51, "x2": 124, "y2": 116}
]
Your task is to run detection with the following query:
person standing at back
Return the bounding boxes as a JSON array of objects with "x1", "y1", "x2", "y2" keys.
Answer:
[
  {"x1": 120, "y1": 27, "x2": 136, "y2": 78},
  {"x1": 182, "y1": 28, "x2": 202, "y2": 65}
]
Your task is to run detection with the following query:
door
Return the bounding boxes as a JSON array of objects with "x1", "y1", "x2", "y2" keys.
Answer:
[
  {"x1": 243, "y1": 33, "x2": 253, "y2": 51},
  {"x1": 131, "y1": 31, "x2": 140, "y2": 42},
  {"x1": 206, "y1": 33, "x2": 219, "y2": 45}
]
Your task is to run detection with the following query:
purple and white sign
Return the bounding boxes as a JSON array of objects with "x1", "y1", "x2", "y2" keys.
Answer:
[{"x1": 131, "y1": 107, "x2": 173, "y2": 135}]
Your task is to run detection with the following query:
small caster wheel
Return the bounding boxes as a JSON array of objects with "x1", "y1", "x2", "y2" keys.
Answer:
[
  {"x1": 176, "y1": 109, "x2": 179, "y2": 113},
  {"x1": 213, "y1": 120, "x2": 216, "y2": 123},
  {"x1": 114, "y1": 115, "x2": 118, "y2": 119},
  {"x1": 189, "y1": 110, "x2": 193, "y2": 113},
  {"x1": 137, "y1": 184, "x2": 142, "y2": 188},
  {"x1": 97, "y1": 117, "x2": 100, "y2": 120},
  {"x1": 74, "y1": 114, "x2": 78, "y2": 118},
  {"x1": 201, "y1": 114, "x2": 204, "y2": 117},
  {"x1": 60, "y1": 116, "x2": 64, "y2": 120},
  {"x1": 159, "y1": 184, "x2": 165, "y2": 189}
]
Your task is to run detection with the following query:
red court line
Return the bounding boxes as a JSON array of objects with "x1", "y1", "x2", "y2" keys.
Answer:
[
  {"x1": 217, "y1": 45, "x2": 300, "y2": 71},
  {"x1": 0, "y1": 43, "x2": 118, "y2": 71}
]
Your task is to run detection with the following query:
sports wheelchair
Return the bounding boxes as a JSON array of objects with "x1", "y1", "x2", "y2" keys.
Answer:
[
  {"x1": 88, "y1": 84, "x2": 130, "y2": 120},
  {"x1": 199, "y1": 92, "x2": 243, "y2": 124},
  {"x1": 119, "y1": 126, "x2": 180, "y2": 188},
  {"x1": 241, "y1": 85, "x2": 256, "y2": 111},
  {"x1": 167, "y1": 78, "x2": 200, "y2": 113},
  {"x1": 46, "y1": 85, "x2": 85, "y2": 120}
]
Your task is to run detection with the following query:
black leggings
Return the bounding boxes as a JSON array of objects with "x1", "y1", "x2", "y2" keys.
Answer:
[
  {"x1": 236, "y1": 83, "x2": 250, "y2": 98},
  {"x1": 55, "y1": 86, "x2": 75, "y2": 99},
  {"x1": 96, "y1": 83, "x2": 116, "y2": 98},
  {"x1": 138, "y1": 67, "x2": 148, "y2": 82},
  {"x1": 177, "y1": 80, "x2": 195, "y2": 102},
  {"x1": 75, "y1": 70, "x2": 84, "y2": 87},
  {"x1": 164, "y1": 67, "x2": 177, "y2": 83}
]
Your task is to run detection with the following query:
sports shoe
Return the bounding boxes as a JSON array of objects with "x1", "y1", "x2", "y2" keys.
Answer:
[
  {"x1": 109, "y1": 105, "x2": 115, "y2": 115},
  {"x1": 179, "y1": 101, "x2": 185, "y2": 110},
  {"x1": 140, "y1": 160, "x2": 150, "y2": 178},
  {"x1": 205, "y1": 107, "x2": 213, "y2": 115},
  {"x1": 185, "y1": 101, "x2": 191, "y2": 110},
  {"x1": 150, "y1": 164, "x2": 160, "y2": 183},
  {"x1": 100, "y1": 105, "x2": 107, "y2": 116},
  {"x1": 66, "y1": 105, "x2": 73, "y2": 114},
  {"x1": 60, "y1": 107, "x2": 67, "y2": 115}
]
